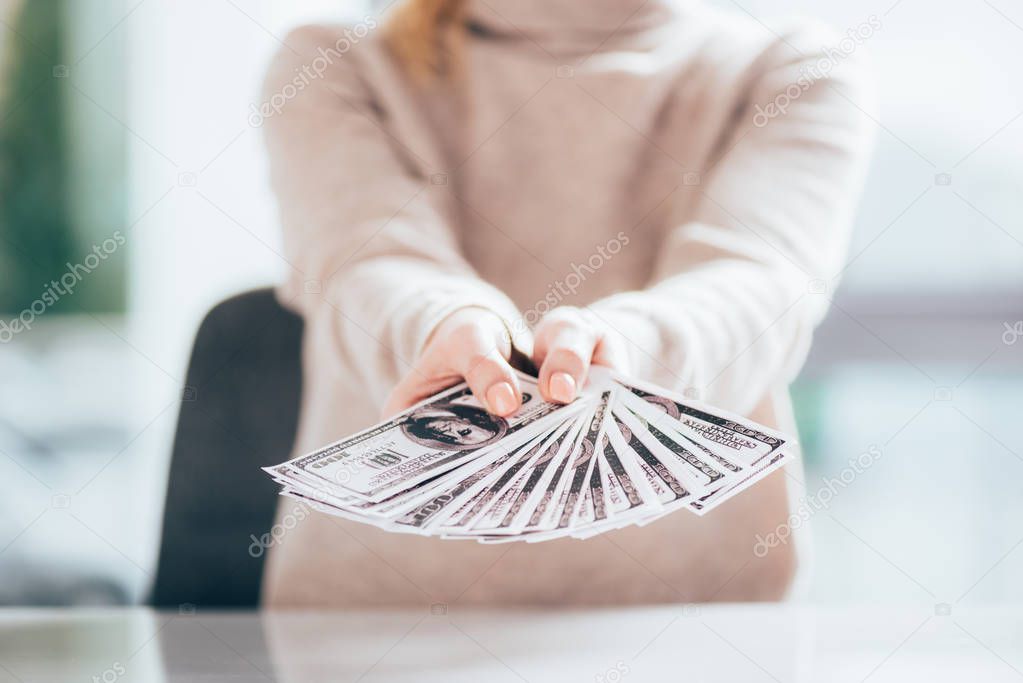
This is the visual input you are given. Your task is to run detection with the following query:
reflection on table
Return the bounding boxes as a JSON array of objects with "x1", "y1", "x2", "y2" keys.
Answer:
[{"x1": 1, "y1": 604, "x2": 1022, "y2": 682}]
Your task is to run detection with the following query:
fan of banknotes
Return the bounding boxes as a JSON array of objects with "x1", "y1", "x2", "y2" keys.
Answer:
[{"x1": 264, "y1": 368, "x2": 795, "y2": 543}]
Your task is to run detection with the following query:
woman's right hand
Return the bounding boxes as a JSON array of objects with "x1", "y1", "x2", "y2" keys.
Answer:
[{"x1": 382, "y1": 307, "x2": 523, "y2": 419}]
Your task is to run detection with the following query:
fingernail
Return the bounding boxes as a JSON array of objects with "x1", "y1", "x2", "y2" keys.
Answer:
[
  {"x1": 486, "y1": 382, "x2": 517, "y2": 415},
  {"x1": 549, "y1": 372, "x2": 576, "y2": 403}
]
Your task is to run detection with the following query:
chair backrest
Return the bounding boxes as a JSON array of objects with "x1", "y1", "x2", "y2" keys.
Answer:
[{"x1": 150, "y1": 289, "x2": 303, "y2": 607}]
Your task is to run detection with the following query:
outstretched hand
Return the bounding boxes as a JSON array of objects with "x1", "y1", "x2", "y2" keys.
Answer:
[
  {"x1": 382, "y1": 305, "x2": 631, "y2": 420},
  {"x1": 383, "y1": 307, "x2": 522, "y2": 419},
  {"x1": 532, "y1": 306, "x2": 630, "y2": 404}
]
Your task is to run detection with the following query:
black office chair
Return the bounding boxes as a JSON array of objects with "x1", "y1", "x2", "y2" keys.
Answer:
[{"x1": 150, "y1": 289, "x2": 303, "y2": 608}]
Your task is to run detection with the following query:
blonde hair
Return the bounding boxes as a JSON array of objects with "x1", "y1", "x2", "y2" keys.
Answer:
[{"x1": 385, "y1": 0, "x2": 467, "y2": 83}]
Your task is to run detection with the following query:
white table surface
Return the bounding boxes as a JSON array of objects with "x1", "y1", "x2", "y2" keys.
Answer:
[{"x1": 1, "y1": 604, "x2": 1021, "y2": 682}]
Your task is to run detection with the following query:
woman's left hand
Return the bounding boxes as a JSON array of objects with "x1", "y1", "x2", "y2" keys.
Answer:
[{"x1": 532, "y1": 306, "x2": 631, "y2": 404}]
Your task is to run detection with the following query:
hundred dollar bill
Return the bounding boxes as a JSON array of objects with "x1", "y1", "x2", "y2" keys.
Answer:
[
  {"x1": 555, "y1": 390, "x2": 610, "y2": 530},
  {"x1": 613, "y1": 374, "x2": 792, "y2": 468},
  {"x1": 457, "y1": 423, "x2": 575, "y2": 536},
  {"x1": 434, "y1": 429, "x2": 558, "y2": 533},
  {"x1": 689, "y1": 450, "x2": 793, "y2": 515},
  {"x1": 493, "y1": 422, "x2": 578, "y2": 532},
  {"x1": 614, "y1": 387, "x2": 798, "y2": 513},
  {"x1": 387, "y1": 434, "x2": 547, "y2": 531},
  {"x1": 265, "y1": 371, "x2": 576, "y2": 502},
  {"x1": 503, "y1": 416, "x2": 586, "y2": 534},
  {"x1": 597, "y1": 426, "x2": 650, "y2": 518},
  {"x1": 264, "y1": 365, "x2": 799, "y2": 544},
  {"x1": 613, "y1": 400, "x2": 727, "y2": 491},
  {"x1": 606, "y1": 414, "x2": 691, "y2": 507}
]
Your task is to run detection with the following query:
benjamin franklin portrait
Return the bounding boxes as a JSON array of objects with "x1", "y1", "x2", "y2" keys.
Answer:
[{"x1": 401, "y1": 402, "x2": 509, "y2": 450}]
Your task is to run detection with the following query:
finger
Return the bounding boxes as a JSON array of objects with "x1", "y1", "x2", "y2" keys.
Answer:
[
  {"x1": 381, "y1": 337, "x2": 467, "y2": 418},
  {"x1": 382, "y1": 381, "x2": 416, "y2": 419},
  {"x1": 384, "y1": 310, "x2": 515, "y2": 419},
  {"x1": 592, "y1": 332, "x2": 631, "y2": 375},
  {"x1": 381, "y1": 363, "x2": 458, "y2": 418},
  {"x1": 536, "y1": 324, "x2": 597, "y2": 404},
  {"x1": 531, "y1": 307, "x2": 585, "y2": 367},
  {"x1": 447, "y1": 314, "x2": 521, "y2": 416},
  {"x1": 460, "y1": 347, "x2": 522, "y2": 417}
]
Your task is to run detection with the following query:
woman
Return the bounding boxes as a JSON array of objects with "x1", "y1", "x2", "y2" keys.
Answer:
[{"x1": 261, "y1": 0, "x2": 873, "y2": 606}]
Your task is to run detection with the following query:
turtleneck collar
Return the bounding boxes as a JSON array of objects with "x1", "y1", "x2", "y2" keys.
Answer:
[{"x1": 465, "y1": 0, "x2": 684, "y2": 56}]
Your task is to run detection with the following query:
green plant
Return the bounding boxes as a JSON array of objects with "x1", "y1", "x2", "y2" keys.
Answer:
[{"x1": 0, "y1": 0, "x2": 78, "y2": 314}]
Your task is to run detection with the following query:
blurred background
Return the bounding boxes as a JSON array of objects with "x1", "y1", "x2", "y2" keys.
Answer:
[{"x1": 0, "y1": 0, "x2": 1019, "y2": 608}]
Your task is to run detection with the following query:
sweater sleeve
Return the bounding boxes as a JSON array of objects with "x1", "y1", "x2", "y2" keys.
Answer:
[
  {"x1": 590, "y1": 24, "x2": 875, "y2": 414},
  {"x1": 263, "y1": 27, "x2": 524, "y2": 406}
]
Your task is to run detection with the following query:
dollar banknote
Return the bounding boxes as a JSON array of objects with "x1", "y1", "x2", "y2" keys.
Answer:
[{"x1": 264, "y1": 368, "x2": 796, "y2": 542}]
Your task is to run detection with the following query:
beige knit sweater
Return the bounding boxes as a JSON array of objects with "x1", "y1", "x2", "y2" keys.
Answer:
[{"x1": 260, "y1": 0, "x2": 873, "y2": 606}]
